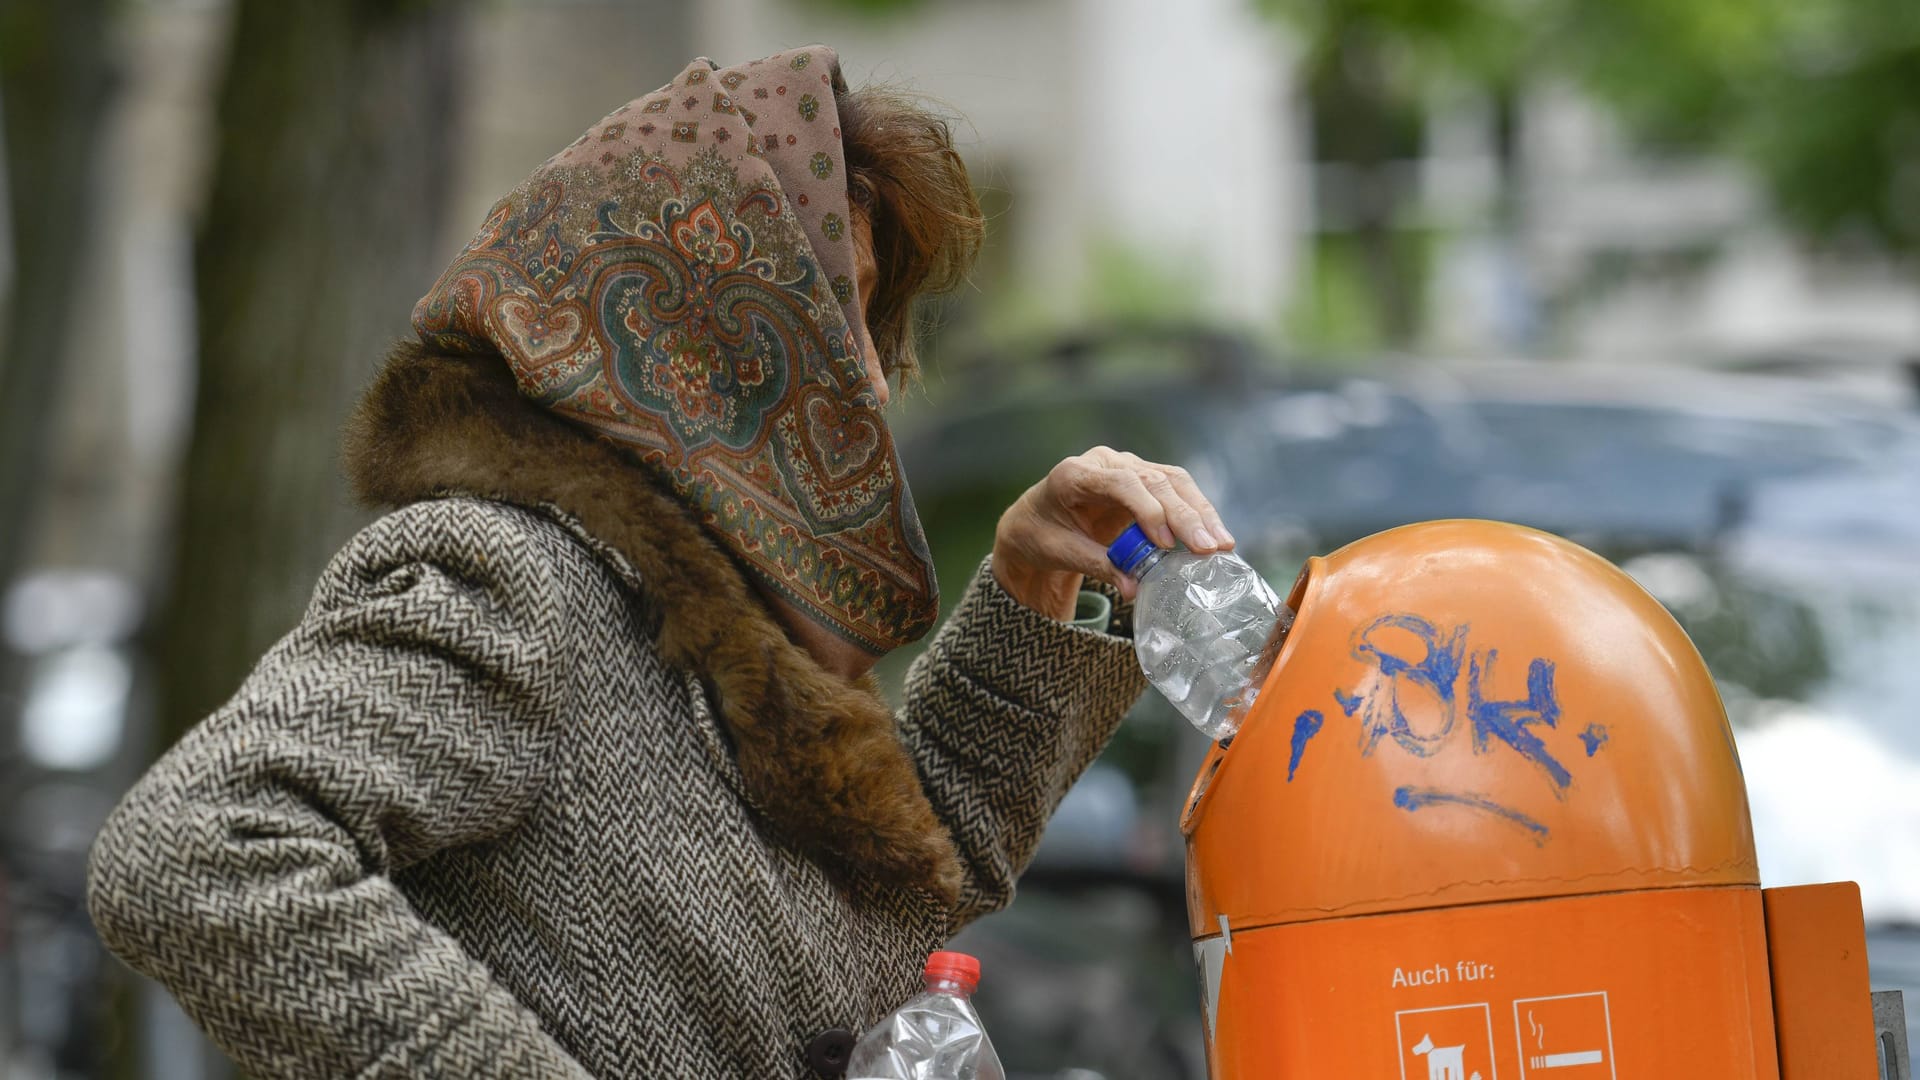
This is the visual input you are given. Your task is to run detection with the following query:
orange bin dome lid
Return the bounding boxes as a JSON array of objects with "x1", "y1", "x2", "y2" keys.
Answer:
[{"x1": 1183, "y1": 520, "x2": 1758, "y2": 939}]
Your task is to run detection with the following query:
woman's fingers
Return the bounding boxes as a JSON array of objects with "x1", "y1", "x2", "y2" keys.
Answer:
[
  {"x1": 1156, "y1": 463, "x2": 1233, "y2": 549},
  {"x1": 1085, "y1": 448, "x2": 1228, "y2": 552},
  {"x1": 992, "y1": 447, "x2": 1232, "y2": 617},
  {"x1": 1057, "y1": 460, "x2": 1173, "y2": 547},
  {"x1": 1136, "y1": 468, "x2": 1218, "y2": 551}
]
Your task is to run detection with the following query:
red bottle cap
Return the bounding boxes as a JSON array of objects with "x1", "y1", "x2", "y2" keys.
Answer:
[{"x1": 923, "y1": 950, "x2": 981, "y2": 993}]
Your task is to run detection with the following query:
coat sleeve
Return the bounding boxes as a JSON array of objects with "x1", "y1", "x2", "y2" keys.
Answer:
[
  {"x1": 87, "y1": 503, "x2": 594, "y2": 1079},
  {"x1": 895, "y1": 556, "x2": 1150, "y2": 930}
]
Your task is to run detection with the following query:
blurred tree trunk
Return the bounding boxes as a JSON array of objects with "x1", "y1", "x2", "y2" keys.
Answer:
[
  {"x1": 156, "y1": 0, "x2": 464, "y2": 751},
  {"x1": 0, "y1": 0, "x2": 117, "y2": 591},
  {"x1": 2, "y1": 11, "x2": 124, "y2": 1079},
  {"x1": 0, "y1": 7, "x2": 118, "y2": 1064},
  {"x1": 1307, "y1": 21, "x2": 1420, "y2": 347}
]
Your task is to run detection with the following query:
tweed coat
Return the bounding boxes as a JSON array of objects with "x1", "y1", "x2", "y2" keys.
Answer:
[{"x1": 87, "y1": 347, "x2": 1148, "y2": 1079}]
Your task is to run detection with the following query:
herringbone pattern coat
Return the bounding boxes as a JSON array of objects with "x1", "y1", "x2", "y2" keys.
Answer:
[{"x1": 87, "y1": 348, "x2": 1147, "y2": 1078}]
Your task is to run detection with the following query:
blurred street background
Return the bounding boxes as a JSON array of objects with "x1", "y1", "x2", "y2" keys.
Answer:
[{"x1": 1, "y1": 0, "x2": 1916, "y2": 1077}]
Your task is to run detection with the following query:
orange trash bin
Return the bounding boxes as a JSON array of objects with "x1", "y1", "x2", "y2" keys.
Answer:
[{"x1": 1183, "y1": 520, "x2": 1787, "y2": 1079}]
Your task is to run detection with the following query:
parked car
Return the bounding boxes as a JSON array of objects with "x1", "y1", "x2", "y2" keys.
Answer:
[{"x1": 893, "y1": 332, "x2": 1920, "y2": 1079}]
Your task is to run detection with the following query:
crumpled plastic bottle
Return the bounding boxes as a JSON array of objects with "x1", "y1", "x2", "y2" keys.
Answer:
[{"x1": 847, "y1": 951, "x2": 1005, "y2": 1080}]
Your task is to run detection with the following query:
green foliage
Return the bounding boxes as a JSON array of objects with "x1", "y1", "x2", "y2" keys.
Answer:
[
  {"x1": 1256, "y1": 0, "x2": 1532, "y2": 89},
  {"x1": 1548, "y1": 0, "x2": 1782, "y2": 148},
  {"x1": 1284, "y1": 230, "x2": 1441, "y2": 357},
  {"x1": 1081, "y1": 238, "x2": 1210, "y2": 324},
  {"x1": 797, "y1": 0, "x2": 927, "y2": 17},
  {"x1": 1557, "y1": 0, "x2": 1920, "y2": 251},
  {"x1": 1285, "y1": 233, "x2": 1390, "y2": 353},
  {"x1": 959, "y1": 237, "x2": 1211, "y2": 366},
  {"x1": 1255, "y1": 0, "x2": 1920, "y2": 254},
  {"x1": 352, "y1": 0, "x2": 459, "y2": 15}
]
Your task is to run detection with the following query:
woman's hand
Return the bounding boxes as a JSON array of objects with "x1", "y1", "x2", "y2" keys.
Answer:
[{"x1": 992, "y1": 446, "x2": 1234, "y2": 619}]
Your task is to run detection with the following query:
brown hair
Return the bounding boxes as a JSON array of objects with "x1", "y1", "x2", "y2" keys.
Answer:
[{"x1": 836, "y1": 86, "x2": 984, "y2": 384}]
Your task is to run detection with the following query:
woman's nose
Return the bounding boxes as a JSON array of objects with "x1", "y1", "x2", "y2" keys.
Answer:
[{"x1": 863, "y1": 340, "x2": 890, "y2": 407}]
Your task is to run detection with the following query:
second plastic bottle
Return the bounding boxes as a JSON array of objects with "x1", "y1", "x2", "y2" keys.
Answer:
[{"x1": 846, "y1": 951, "x2": 1004, "y2": 1080}]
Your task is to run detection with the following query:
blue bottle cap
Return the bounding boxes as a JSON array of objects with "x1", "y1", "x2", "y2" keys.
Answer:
[{"x1": 1106, "y1": 522, "x2": 1160, "y2": 574}]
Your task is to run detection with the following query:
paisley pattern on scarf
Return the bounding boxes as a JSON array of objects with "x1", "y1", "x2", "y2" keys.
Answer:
[{"x1": 412, "y1": 47, "x2": 939, "y2": 653}]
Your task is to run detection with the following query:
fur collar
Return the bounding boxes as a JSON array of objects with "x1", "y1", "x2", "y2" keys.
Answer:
[{"x1": 342, "y1": 342, "x2": 962, "y2": 906}]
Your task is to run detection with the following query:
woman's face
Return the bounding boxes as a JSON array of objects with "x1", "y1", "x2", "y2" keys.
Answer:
[{"x1": 850, "y1": 209, "x2": 889, "y2": 407}]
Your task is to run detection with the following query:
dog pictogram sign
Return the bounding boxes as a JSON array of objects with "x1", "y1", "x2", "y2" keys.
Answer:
[
  {"x1": 1397, "y1": 1003, "x2": 1497, "y2": 1080},
  {"x1": 1512, "y1": 992, "x2": 1615, "y2": 1077}
]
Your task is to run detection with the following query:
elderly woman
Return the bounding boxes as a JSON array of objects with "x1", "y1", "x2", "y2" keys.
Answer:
[{"x1": 87, "y1": 47, "x2": 1231, "y2": 1079}]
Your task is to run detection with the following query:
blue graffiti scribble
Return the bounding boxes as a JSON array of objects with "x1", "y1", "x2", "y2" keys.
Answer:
[
  {"x1": 1392, "y1": 785, "x2": 1551, "y2": 846},
  {"x1": 1349, "y1": 615, "x2": 1469, "y2": 758},
  {"x1": 1467, "y1": 649, "x2": 1571, "y2": 795},
  {"x1": 1353, "y1": 614, "x2": 1467, "y2": 689},
  {"x1": 1288, "y1": 710, "x2": 1325, "y2": 782},
  {"x1": 1318, "y1": 612, "x2": 1597, "y2": 828},
  {"x1": 1578, "y1": 723, "x2": 1609, "y2": 757}
]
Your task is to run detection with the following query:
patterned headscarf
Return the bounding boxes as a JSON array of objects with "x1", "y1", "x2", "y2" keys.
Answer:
[{"x1": 414, "y1": 46, "x2": 938, "y2": 654}]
